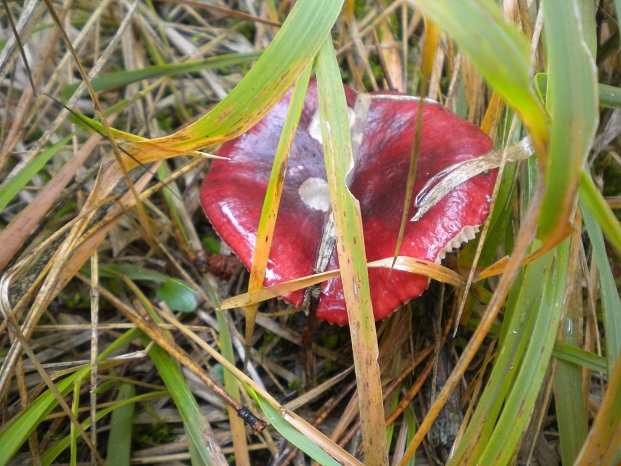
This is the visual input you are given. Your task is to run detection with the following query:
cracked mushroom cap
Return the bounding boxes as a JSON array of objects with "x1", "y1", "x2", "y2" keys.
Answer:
[{"x1": 200, "y1": 80, "x2": 496, "y2": 325}]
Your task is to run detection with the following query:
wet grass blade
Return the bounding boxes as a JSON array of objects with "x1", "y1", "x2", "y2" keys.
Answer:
[
  {"x1": 449, "y1": 247, "x2": 550, "y2": 464},
  {"x1": 478, "y1": 241, "x2": 567, "y2": 464}
]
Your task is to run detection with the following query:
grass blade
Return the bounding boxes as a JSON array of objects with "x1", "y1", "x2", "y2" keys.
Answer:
[
  {"x1": 579, "y1": 170, "x2": 621, "y2": 255},
  {"x1": 574, "y1": 347, "x2": 621, "y2": 464},
  {"x1": 449, "y1": 248, "x2": 549, "y2": 464},
  {"x1": 0, "y1": 329, "x2": 139, "y2": 464},
  {"x1": 0, "y1": 133, "x2": 73, "y2": 212},
  {"x1": 552, "y1": 342, "x2": 608, "y2": 374},
  {"x1": 405, "y1": 0, "x2": 548, "y2": 152},
  {"x1": 250, "y1": 389, "x2": 343, "y2": 466},
  {"x1": 105, "y1": 383, "x2": 136, "y2": 466},
  {"x1": 61, "y1": 52, "x2": 262, "y2": 100},
  {"x1": 553, "y1": 229, "x2": 588, "y2": 465},
  {"x1": 148, "y1": 343, "x2": 227, "y2": 466},
  {"x1": 40, "y1": 390, "x2": 165, "y2": 465},
  {"x1": 215, "y1": 310, "x2": 250, "y2": 465},
  {"x1": 537, "y1": 0, "x2": 598, "y2": 242},
  {"x1": 315, "y1": 36, "x2": 388, "y2": 465},
  {"x1": 581, "y1": 199, "x2": 621, "y2": 374},
  {"x1": 160, "y1": 312, "x2": 363, "y2": 465},
  {"x1": 122, "y1": 0, "x2": 343, "y2": 166},
  {"x1": 244, "y1": 65, "x2": 312, "y2": 350},
  {"x1": 478, "y1": 241, "x2": 567, "y2": 464}
]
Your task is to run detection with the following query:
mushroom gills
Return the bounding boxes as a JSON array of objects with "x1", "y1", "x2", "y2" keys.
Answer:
[{"x1": 435, "y1": 225, "x2": 480, "y2": 263}]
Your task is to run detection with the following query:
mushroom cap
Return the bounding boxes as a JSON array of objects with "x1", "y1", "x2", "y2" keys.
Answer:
[{"x1": 201, "y1": 80, "x2": 496, "y2": 325}]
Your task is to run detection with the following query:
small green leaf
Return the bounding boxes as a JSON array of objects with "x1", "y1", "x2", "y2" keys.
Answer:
[
  {"x1": 155, "y1": 280, "x2": 197, "y2": 313},
  {"x1": 98, "y1": 264, "x2": 197, "y2": 312}
]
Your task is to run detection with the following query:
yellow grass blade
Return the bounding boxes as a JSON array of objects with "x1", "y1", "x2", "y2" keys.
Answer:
[{"x1": 315, "y1": 36, "x2": 388, "y2": 465}]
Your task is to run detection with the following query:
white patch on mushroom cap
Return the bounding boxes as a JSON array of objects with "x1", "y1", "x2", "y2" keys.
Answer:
[
  {"x1": 308, "y1": 107, "x2": 356, "y2": 144},
  {"x1": 299, "y1": 177, "x2": 330, "y2": 212},
  {"x1": 435, "y1": 225, "x2": 480, "y2": 263}
]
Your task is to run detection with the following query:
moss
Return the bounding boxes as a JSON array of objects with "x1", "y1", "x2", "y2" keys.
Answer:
[{"x1": 133, "y1": 418, "x2": 174, "y2": 447}]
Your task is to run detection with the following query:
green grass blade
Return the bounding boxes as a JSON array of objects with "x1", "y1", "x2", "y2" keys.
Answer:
[
  {"x1": 554, "y1": 360, "x2": 588, "y2": 464},
  {"x1": 449, "y1": 253, "x2": 548, "y2": 464},
  {"x1": 0, "y1": 373, "x2": 79, "y2": 465},
  {"x1": 105, "y1": 383, "x2": 136, "y2": 466},
  {"x1": 598, "y1": 83, "x2": 621, "y2": 108},
  {"x1": 250, "y1": 389, "x2": 341, "y2": 466},
  {"x1": 120, "y1": 283, "x2": 224, "y2": 465},
  {"x1": 553, "y1": 235, "x2": 589, "y2": 465},
  {"x1": 40, "y1": 390, "x2": 165, "y2": 465},
  {"x1": 62, "y1": 52, "x2": 262, "y2": 100},
  {"x1": 537, "y1": 0, "x2": 598, "y2": 239},
  {"x1": 315, "y1": 36, "x2": 388, "y2": 465},
  {"x1": 70, "y1": 378, "x2": 81, "y2": 466},
  {"x1": 148, "y1": 342, "x2": 226, "y2": 465},
  {"x1": 552, "y1": 342, "x2": 608, "y2": 374},
  {"x1": 124, "y1": 0, "x2": 343, "y2": 163},
  {"x1": 534, "y1": 73, "x2": 621, "y2": 109},
  {"x1": 0, "y1": 133, "x2": 74, "y2": 212},
  {"x1": 406, "y1": 0, "x2": 548, "y2": 150},
  {"x1": 581, "y1": 199, "x2": 621, "y2": 374},
  {"x1": 579, "y1": 170, "x2": 621, "y2": 255},
  {"x1": 0, "y1": 329, "x2": 139, "y2": 465},
  {"x1": 245, "y1": 65, "x2": 312, "y2": 349},
  {"x1": 478, "y1": 124, "x2": 521, "y2": 266},
  {"x1": 478, "y1": 241, "x2": 567, "y2": 465}
]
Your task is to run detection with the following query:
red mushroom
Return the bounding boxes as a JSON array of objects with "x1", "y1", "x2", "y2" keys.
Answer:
[{"x1": 201, "y1": 80, "x2": 496, "y2": 325}]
